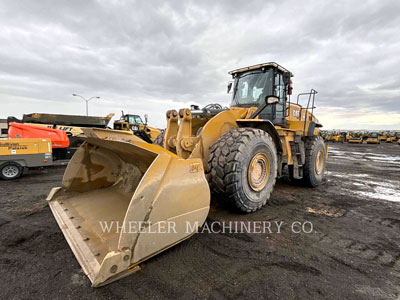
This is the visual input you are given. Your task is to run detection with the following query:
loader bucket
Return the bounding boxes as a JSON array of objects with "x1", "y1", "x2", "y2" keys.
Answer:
[{"x1": 47, "y1": 129, "x2": 210, "y2": 286}]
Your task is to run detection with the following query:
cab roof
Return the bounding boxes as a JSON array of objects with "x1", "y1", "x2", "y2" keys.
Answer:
[{"x1": 228, "y1": 62, "x2": 293, "y2": 77}]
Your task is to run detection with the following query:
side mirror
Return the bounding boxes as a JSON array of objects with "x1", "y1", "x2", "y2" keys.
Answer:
[
  {"x1": 265, "y1": 95, "x2": 279, "y2": 104},
  {"x1": 227, "y1": 81, "x2": 233, "y2": 94},
  {"x1": 144, "y1": 114, "x2": 148, "y2": 124}
]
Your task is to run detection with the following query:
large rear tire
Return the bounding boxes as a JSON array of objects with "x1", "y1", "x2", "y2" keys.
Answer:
[
  {"x1": 302, "y1": 136, "x2": 326, "y2": 187},
  {"x1": 206, "y1": 128, "x2": 277, "y2": 213}
]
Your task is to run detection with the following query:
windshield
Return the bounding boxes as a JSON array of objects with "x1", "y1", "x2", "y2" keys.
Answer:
[
  {"x1": 127, "y1": 115, "x2": 143, "y2": 124},
  {"x1": 134, "y1": 116, "x2": 143, "y2": 124},
  {"x1": 232, "y1": 70, "x2": 273, "y2": 105}
]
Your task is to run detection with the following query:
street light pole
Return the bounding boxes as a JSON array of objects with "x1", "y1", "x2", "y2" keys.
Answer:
[{"x1": 72, "y1": 94, "x2": 100, "y2": 116}]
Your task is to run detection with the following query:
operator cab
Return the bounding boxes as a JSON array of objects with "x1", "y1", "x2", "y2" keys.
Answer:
[
  {"x1": 114, "y1": 113, "x2": 146, "y2": 131},
  {"x1": 370, "y1": 132, "x2": 378, "y2": 138},
  {"x1": 122, "y1": 114, "x2": 144, "y2": 125},
  {"x1": 229, "y1": 62, "x2": 293, "y2": 127}
]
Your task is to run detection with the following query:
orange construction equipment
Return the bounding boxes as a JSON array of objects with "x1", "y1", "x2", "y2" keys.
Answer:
[{"x1": 8, "y1": 122, "x2": 70, "y2": 149}]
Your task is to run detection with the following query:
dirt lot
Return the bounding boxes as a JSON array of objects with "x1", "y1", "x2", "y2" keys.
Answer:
[{"x1": 0, "y1": 143, "x2": 399, "y2": 300}]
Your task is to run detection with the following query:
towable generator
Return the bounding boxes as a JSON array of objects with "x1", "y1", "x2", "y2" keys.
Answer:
[
  {"x1": 0, "y1": 138, "x2": 52, "y2": 180},
  {"x1": 47, "y1": 62, "x2": 327, "y2": 286}
]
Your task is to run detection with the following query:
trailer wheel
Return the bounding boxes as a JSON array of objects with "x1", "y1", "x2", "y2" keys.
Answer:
[
  {"x1": 302, "y1": 136, "x2": 326, "y2": 187},
  {"x1": 207, "y1": 128, "x2": 277, "y2": 213},
  {"x1": 0, "y1": 162, "x2": 23, "y2": 180},
  {"x1": 153, "y1": 131, "x2": 165, "y2": 146}
]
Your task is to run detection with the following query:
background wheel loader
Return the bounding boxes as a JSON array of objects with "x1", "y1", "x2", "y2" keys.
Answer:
[
  {"x1": 366, "y1": 132, "x2": 380, "y2": 144},
  {"x1": 113, "y1": 111, "x2": 161, "y2": 143},
  {"x1": 348, "y1": 132, "x2": 363, "y2": 144},
  {"x1": 47, "y1": 62, "x2": 327, "y2": 286},
  {"x1": 386, "y1": 132, "x2": 396, "y2": 143}
]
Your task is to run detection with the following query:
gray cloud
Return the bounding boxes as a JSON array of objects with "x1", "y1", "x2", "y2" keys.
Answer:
[{"x1": 0, "y1": 0, "x2": 399, "y2": 129}]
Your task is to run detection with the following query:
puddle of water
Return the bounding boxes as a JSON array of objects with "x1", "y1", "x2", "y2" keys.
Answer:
[
  {"x1": 344, "y1": 175, "x2": 400, "y2": 202},
  {"x1": 356, "y1": 179, "x2": 400, "y2": 188},
  {"x1": 353, "y1": 187, "x2": 400, "y2": 202},
  {"x1": 365, "y1": 155, "x2": 400, "y2": 162}
]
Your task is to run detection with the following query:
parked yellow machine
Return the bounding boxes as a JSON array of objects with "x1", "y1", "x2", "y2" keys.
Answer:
[
  {"x1": 0, "y1": 138, "x2": 52, "y2": 180},
  {"x1": 378, "y1": 132, "x2": 387, "y2": 142},
  {"x1": 348, "y1": 132, "x2": 363, "y2": 144},
  {"x1": 366, "y1": 132, "x2": 380, "y2": 144},
  {"x1": 47, "y1": 62, "x2": 327, "y2": 286},
  {"x1": 362, "y1": 132, "x2": 369, "y2": 141},
  {"x1": 396, "y1": 132, "x2": 400, "y2": 141},
  {"x1": 113, "y1": 112, "x2": 161, "y2": 143},
  {"x1": 331, "y1": 131, "x2": 347, "y2": 143},
  {"x1": 386, "y1": 132, "x2": 396, "y2": 143},
  {"x1": 324, "y1": 132, "x2": 334, "y2": 142}
]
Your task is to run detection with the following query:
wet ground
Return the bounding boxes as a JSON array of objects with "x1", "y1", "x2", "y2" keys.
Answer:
[{"x1": 0, "y1": 143, "x2": 399, "y2": 299}]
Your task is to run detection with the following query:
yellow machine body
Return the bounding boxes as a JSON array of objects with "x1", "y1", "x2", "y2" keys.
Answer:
[
  {"x1": 348, "y1": 133, "x2": 363, "y2": 144},
  {"x1": 162, "y1": 105, "x2": 322, "y2": 167},
  {"x1": 48, "y1": 105, "x2": 322, "y2": 286},
  {"x1": 386, "y1": 134, "x2": 396, "y2": 143},
  {"x1": 47, "y1": 62, "x2": 326, "y2": 287},
  {"x1": 378, "y1": 134, "x2": 387, "y2": 142},
  {"x1": 366, "y1": 133, "x2": 380, "y2": 144},
  {"x1": 348, "y1": 137, "x2": 363, "y2": 144}
]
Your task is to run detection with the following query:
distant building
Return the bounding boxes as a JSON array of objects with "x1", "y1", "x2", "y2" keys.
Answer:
[{"x1": 0, "y1": 119, "x2": 8, "y2": 138}]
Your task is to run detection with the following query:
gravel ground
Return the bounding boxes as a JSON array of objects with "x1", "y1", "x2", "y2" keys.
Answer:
[{"x1": 0, "y1": 143, "x2": 399, "y2": 300}]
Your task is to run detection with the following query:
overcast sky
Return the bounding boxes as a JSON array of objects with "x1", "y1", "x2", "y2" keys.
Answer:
[{"x1": 1, "y1": 0, "x2": 399, "y2": 129}]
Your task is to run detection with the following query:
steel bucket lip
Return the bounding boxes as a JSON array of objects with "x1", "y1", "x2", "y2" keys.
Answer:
[{"x1": 48, "y1": 188, "x2": 100, "y2": 284}]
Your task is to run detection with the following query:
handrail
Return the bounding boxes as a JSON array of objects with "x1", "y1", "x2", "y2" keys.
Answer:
[{"x1": 296, "y1": 89, "x2": 318, "y2": 135}]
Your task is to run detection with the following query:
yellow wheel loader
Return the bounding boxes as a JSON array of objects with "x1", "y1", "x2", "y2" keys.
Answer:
[
  {"x1": 47, "y1": 62, "x2": 327, "y2": 286},
  {"x1": 348, "y1": 132, "x2": 363, "y2": 144},
  {"x1": 366, "y1": 132, "x2": 380, "y2": 144},
  {"x1": 331, "y1": 131, "x2": 346, "y2": 143},
  {"x1": 324, "y1": 131, "x2": 335, "y2": 142},
  {"x1": 378, "y1": 132, "x2": 387, "y2": 142},
  {"x1": 113, "y1": 112, "x2": 161, "y2": 143},
  {"x1": 386, "y1": 132, "x2": 396, "y2": 143}
]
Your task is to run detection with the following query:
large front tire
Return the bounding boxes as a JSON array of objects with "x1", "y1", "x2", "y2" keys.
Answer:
[{"x1": 206, "y1": 128, "x2": 278, "y2": 213}]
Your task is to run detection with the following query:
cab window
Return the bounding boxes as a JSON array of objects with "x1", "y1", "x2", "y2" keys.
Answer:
[
  {"x1": 128, "y1": 116, "x2": 136, "y2": 124},
  {"x1": 274, "y1": 73, "x2": 285, "y2": 103},
  {"x1": 134, "y1": 116, "x2": 143, "y2": 124}
]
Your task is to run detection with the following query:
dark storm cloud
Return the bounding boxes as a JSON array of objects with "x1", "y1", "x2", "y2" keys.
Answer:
[{"x1": 0, "y1": 0, "x2": 399, "y2": 128}]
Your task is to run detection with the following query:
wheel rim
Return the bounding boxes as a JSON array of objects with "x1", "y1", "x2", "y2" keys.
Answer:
[
  {"x1": 2, "y1": 165, "x2": 19, "y2": 178},
  {"x1": 315, "y1": 150, "x2": 324, "y2": 175},
  {"x1": 248, "y1": 153, "x2": 270, "y2": 192}
]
